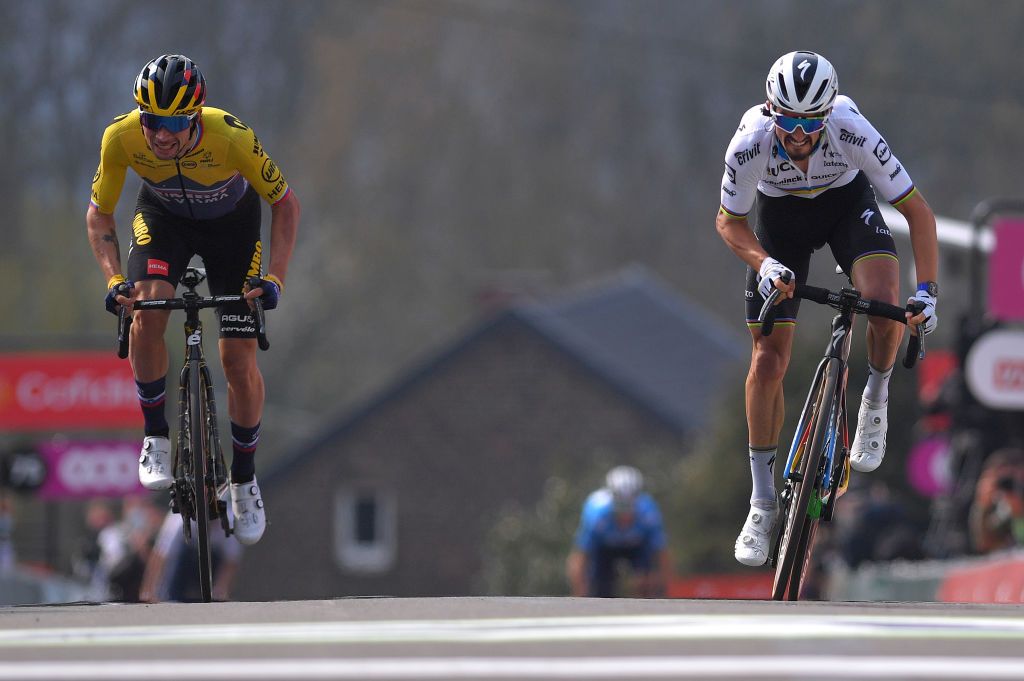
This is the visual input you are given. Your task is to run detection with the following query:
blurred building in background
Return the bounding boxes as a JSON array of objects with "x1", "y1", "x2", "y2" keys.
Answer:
[{"x1": 234, "y1": 266, "x2": 745, "y2": 599}]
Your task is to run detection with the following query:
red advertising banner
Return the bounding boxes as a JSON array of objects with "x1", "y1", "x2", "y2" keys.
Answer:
[
  {"x1": 0, "y1": 352, "x2": 141, "y2": 430},
  {"x1": 989, "y1": 219, "x2": 1024, "y2": 321},
  {"x1": 37, "y1": 440, "x2": 146, "y2": 500},
  {"x1": 668, "y1": 572, "x2": 775, "y2": 599}
]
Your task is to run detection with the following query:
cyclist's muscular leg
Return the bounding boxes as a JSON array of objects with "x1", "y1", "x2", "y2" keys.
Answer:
[
  {"x1": 129, "y1": 279, "x2": 175, "y2": 382},
  {"x1": 736, "y1": 325, "x2": 792, "y2": 566},
  {"x1": 221, "y1": 337, "x2": 268, "y2": 544},
  {"x1": 850, "y1": 256, "x2": 900, "y2": 472},
  {"x1": 746, "y1": 325, "x2": 795, "y2": 447},
  {"x1": 851, "y1": 256, "x2": 902, "y2": 370},
  {"x1": 132, "y1": 279, "x2": 175, "y2": 490},
  {"x1": 219, "y1": 338, "x2": 265, "y2": 426}
]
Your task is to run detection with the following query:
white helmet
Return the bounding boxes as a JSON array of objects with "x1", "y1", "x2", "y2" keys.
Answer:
[
  {"x1": 765, "y1": 51, "x2": 838, "y2": 115},
  {"x1": 606, "y1": 465, "x2": 643, "y2": 504}
]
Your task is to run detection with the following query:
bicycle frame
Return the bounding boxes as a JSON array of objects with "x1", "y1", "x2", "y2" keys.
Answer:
[
  {"x1": 761, "y1": 279, "x2": 924, "y2": 601},
  {"x1": 780, "y1": 292, "x2": 856, "y2": 496},
  {"x1": 116, "y1": 268, "x2": 268, "y2": 601}
]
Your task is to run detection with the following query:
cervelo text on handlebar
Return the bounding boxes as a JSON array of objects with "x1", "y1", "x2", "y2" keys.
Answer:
[
  {"x1": 757, "y1": 276, "x2": 926, "y2": 369},
  {"x1": 116, "y1": 281, "x2": 269, "y2": 359}
]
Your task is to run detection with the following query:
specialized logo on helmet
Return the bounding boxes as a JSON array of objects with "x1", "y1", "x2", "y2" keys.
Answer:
[
  {"x1": 797, "y1": 59, "x2": 812, "y2": 81},
  {"x1": 766, "y1": 51, "x2": 837, "y2": 115}
]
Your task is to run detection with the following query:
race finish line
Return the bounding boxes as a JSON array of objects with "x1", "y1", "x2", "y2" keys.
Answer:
[
  {"x1": 3, "y1": 613, "x2": 1024, "y2": 647},
  {"x1": 1, "y1": 656, "x2": 1023, "y2": 680}
]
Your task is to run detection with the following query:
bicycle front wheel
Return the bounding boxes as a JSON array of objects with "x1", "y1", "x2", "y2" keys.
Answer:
[
  {"x1": 772, "y1": 358, "x2": 840, "y2": 601},
  {"x1": 188, "y1": 361, "x2": 215, "y2": 603}
]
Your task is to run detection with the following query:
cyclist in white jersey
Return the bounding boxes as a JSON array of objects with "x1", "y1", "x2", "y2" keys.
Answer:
[{"x1": 716, "y1": 51, "x2": 940, "y2": 567}]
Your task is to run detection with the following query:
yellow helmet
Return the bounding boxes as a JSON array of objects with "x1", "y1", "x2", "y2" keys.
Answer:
[{"x1": 134, "y1": 54, "x2": 206, "y2": 116}]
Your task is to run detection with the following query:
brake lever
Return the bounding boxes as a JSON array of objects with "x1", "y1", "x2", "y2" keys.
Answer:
[
  {"x1": 757, "y1": 271, "x2": 792, "y2": 337},
  {"x1": 246, "y1": 276, "x2": 271, "y2": 351},
  {"x1": 902, "y1": 302, "x2": 927, "y2": 368},
  {"x1": 117, "y1": 306, "x2": 131, "y2": 359}
]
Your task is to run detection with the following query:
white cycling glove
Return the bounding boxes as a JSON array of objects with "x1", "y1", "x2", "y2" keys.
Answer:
[
  {"x1": 757, "y1": 257, "x2": 794, "y2": 300},
  {"x1": 907, "y1": 290, "x2": 938, "y2": 335}
]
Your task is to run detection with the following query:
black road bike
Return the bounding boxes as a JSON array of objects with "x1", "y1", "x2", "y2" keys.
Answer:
[
  {"x1": 117, "y1": 267, "x2": 268, "y2": 602},
  {"x1": 759, "y1": 276, "x2": 925, "y2": 601}
]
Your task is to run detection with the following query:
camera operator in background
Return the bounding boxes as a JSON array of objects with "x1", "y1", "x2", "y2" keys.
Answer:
[{"x1": 969, "y1": 447, "x2": 1024, "y2": 554}]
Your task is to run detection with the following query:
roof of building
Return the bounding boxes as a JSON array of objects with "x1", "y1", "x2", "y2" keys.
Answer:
[{"x1": 264, "y1": 265, "x2": 746, "y2": 481}]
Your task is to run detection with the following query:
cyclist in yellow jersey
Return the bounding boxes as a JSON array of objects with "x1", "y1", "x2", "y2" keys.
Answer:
[{"x1": 86, "y1": 54, "x2": 300, "y2": 546}]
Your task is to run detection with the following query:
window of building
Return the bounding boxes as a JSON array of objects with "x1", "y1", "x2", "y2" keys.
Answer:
[{"x1": 334, "y1": 486, "x2": 397, "y2": 574}]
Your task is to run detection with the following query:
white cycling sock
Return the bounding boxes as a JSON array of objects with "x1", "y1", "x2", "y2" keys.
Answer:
[
  {"x1": 748, "y1": 446, "x2": 777, "y2": 507},
  {"x1": 863, "y1": 362, "x2": 894, "y2": 405}
]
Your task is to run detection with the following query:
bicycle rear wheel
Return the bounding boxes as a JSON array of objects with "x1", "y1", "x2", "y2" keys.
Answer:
[
  {"x1": 188, "y1": 361, "x2": 215, "y2": 603},
  {"x1": 771, "y1": 359, "x2": 840, "y2": 601}
]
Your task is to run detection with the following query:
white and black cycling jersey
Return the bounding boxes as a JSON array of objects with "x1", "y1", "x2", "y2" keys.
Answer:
[{"x1": 719, "y1": 95, "x2": 916, "y2": 218}]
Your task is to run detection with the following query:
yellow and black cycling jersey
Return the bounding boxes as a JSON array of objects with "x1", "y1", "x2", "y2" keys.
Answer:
[{"x1": 90, "y1": 107, "x2": 290, "y2": 220}]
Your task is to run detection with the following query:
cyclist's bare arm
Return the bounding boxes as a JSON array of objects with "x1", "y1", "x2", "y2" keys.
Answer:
[
  {"x1": 243, "y1": 190, "x2": 301, "y2": 302},
  {"x1": 893, "y1": 190, "x2": 939, "y2": 327},
  {"x1": 716, "y1": 210, "x2": 766, "y2": 270},
  {"x1": 86, "y1": 204, "x2": 123, "y2": 285},
  {"x1": 716, "y1": 210, "x2": 795, "y2": 298},
  {"x1": 894, "y1": 190, "x2": 938, "y2": 285},
  {"x1": 87, "y1": 204, "x2": 140, "y2": 310},
  {"x1": 566, "y1": 549, "x2": 588, "y2": 597}
]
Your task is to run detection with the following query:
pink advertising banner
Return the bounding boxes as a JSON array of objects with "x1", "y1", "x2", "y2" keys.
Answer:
[
  {"x1": 37, "y1": 440, "x2": 147, "y2": 500},
  {"x1": 989, "y1": 219, "x2": 1024, "y2": 321}
]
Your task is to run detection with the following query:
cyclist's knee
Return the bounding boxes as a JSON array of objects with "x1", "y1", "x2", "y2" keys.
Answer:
[
  {"x1": 130, "y1": 309, "x2": 169, "y2": 340},
  {"x1": 866, "y1": 313, "x2": 904, "y2": 344},
  {"x1": 750, "y1": 344, "x2": 790, "y2": 384},
  {"x1": 219, "y1": 343, "x2": 261, "y2": 385}
]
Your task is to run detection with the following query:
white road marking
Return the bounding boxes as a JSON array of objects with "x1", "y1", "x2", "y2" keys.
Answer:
[
  {"x1": 0, "y1": 656, "x2": 1023, "y2": 679},
  {"x1": 1, "y1": 613, "x2": 1023, "y2": 648}
]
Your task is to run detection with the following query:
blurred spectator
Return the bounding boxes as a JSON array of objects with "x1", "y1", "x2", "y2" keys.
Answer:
[
  {"x1": 140, "y1": 510, "x2": 243, "y2": 602},
  {"x1": 72, "y1": 497, "x2": 161, "y2": 602},
  {"x1": 969, "y1": 448, "x2": 1024, "y2": 554},
  {"x1": 566, "y1": 466, "x2": 671, "y2": 598},
  {"x1": 72, "y1": 500, "x2": 119, "y2": 600},
  {"x1": 106, "y1": 496, "x2": 162, "y2": 602},
  {"x1": 0, "y1": 495, "x2": 14, "y2": 574},
  {"x1": 836, "y1": 479, "x2": 923, "y2": 568}
]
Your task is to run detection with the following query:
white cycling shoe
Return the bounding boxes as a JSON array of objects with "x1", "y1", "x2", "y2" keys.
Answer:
[
  {"x1": 850, "y1": 398, "x2": 888, "y2": 473},
  {"x1": 734, "y1": 502, "x2": 778, "y2": 567},
  {"x1": 230, "y1": 476, "x2": 266, "y2": 545},
  {"x1": 138, "y1": 436, "x2": 173, "y2": 490}
]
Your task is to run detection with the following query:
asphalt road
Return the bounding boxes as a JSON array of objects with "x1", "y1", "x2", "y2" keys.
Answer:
[{"x1": 1, "y1": 597, "x2": 1023, "y2": 680}]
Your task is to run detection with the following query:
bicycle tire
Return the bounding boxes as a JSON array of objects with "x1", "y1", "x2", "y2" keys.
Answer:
[
  {"x1": 189, "y1": 361, "x2": 215, "y2": 603},
  {"x1": 786, "y1": 513, "x2": 820, "y2": 599},
  {"x1": 771, "y1": 358, "x2": 840, "y2": 601},
  {"x1": 771, "y1": 369, "x2": 824, "y2": 599},
  {"x1": 175, "y1": 367, "x2": 193, "y2": 544}
]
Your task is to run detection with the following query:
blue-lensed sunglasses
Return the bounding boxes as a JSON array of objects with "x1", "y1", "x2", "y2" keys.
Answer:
[
  {"x1": 140, "y1": 111, "x2": 197, "y2": 133},
  {"x1": 772, "y1": 111, "x2": 828, "y2": 135}
]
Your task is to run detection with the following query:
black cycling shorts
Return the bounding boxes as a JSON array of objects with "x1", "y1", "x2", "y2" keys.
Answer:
[
  {"x1": 587, "y1": 544, "x2": 654, "y2": 598},
  {"x1": 744, "y1": 172, "x2": 898, "y2": 326},
  {"x1": 127, "y1": 185, "x2": 263, "y2": 339}
]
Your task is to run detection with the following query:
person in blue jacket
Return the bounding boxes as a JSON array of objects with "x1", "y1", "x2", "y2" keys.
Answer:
[{"x1": 567, "y1": 465, "x2": 672, "y2": 597}]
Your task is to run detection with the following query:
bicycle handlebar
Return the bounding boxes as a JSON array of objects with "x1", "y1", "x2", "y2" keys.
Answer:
[
  {"x1": 757, "y1": 276, "x2": 926, "y2": 368},
  {"x1": 116, "y1": 277, "x2": 270, "y2": 358}
]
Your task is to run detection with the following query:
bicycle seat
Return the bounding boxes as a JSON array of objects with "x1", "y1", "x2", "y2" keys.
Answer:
[{"x1": 180, "y1": 267, "x2": 208, "y2": 289}]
